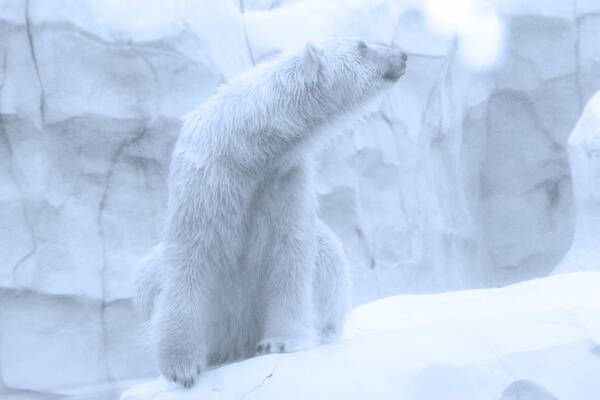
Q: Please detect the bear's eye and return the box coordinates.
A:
[357,40,368,57]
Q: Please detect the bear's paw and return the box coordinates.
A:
[159,348,206,388]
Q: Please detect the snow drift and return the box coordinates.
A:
[121,271,600,400]
[553,91,600,274]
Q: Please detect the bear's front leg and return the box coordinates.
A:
[256,229,318,355]
[154,268,209,388]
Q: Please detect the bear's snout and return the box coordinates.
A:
[383,51,407,82]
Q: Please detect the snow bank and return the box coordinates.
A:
[121,272,600,400]
[553,91,600,274]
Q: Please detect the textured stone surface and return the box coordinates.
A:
[0,0,599,394]
[474,12,579,285]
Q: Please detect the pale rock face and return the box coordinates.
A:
[1,0,599,394]
[553,91,600,274]
[466,13,582,285]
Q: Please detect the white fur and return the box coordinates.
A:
[134,39,406,387]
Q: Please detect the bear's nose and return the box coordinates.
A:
[382,50,407,81]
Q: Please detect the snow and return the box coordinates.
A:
[553,92,600,274]
[121,272,600,400]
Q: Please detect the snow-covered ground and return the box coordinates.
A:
[121,271,600,400]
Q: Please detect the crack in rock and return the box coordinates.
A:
[0,49,38,284]
[97,119,150,385]
[25,0,46,125]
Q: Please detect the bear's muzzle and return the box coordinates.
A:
[383,51,408,82]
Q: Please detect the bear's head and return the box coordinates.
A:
[289,39,407,119]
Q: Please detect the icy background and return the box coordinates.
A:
[0,0,599,398]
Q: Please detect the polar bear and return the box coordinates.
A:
[134,39,407,387]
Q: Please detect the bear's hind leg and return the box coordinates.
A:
[313,219,351,342]
[256,230,318,354]
[255,166,320,355]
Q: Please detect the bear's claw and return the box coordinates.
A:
[165,365,202,388]
[161,358,204,388]
[255,338,307,355]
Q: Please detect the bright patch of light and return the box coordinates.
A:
[424,0,474,35]
[423,0,503,68]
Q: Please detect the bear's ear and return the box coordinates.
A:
[302,42,322,85]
